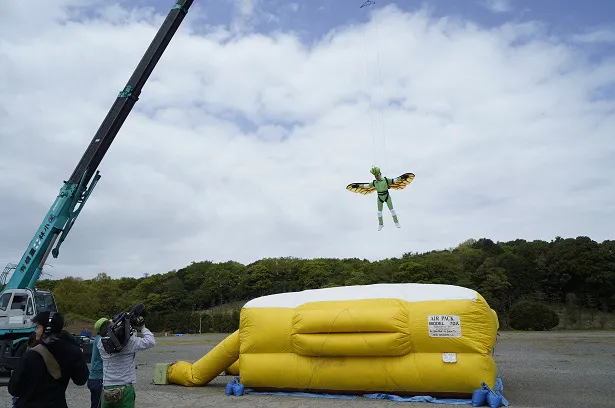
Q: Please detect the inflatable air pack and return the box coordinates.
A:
[164,283,500,397]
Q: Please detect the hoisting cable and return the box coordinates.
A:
[361,1,377,167]
[374,9,388,175]
[360,0,389,174]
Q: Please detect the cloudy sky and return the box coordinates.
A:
[1,0,614,281]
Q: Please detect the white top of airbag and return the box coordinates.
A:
[243,283,478,308]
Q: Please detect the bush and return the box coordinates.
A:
[508,300,559,331]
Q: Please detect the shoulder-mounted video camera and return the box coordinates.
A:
[100,303,147,354]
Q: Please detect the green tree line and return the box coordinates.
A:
[34,236,615,333]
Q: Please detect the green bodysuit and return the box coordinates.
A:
[362,175,400,230]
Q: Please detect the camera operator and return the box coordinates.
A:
[97,309,155,408]
[8,311,90,408]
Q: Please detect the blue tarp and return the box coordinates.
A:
[236,376,509,406]
[245,391,359,400]
[363,377,509,406]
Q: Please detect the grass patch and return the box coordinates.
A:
[64,312,97,334]
[195,301,247,314]
[153,333,230,347]
[546,302,615,330]
[65,312,95,323]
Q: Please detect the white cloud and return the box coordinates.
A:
[1,2,614,281]
[225,0,278,34]
[571,28,615,44]
[482,0,512,13]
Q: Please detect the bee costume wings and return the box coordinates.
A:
[346,166,415,230]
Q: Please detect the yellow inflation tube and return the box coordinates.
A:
[166,330,240,386]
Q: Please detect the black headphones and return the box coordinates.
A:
[43,312,54,335]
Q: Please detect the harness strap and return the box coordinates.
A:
[376,177,390,196]
[30,344,61,379]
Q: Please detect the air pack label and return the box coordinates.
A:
[428,315,461,338]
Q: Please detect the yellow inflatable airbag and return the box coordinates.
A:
[164,283,500,397]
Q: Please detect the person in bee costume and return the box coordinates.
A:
[347,166,415,230]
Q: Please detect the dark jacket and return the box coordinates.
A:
[8,332,89,408]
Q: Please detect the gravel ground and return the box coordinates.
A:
[1,330,614,408]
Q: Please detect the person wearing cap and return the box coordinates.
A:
[88,317,108,408]
[8,311,90,408]
[97,316,155,408]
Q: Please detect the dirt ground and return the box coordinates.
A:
[1,330,614,408]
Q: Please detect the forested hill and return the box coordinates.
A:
[35,236,615,332]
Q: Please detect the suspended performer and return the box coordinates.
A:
[346,166,415,230]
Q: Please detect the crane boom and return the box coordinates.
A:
[68,0,193,188]
[0,0,194,371]
[3,0,193,291]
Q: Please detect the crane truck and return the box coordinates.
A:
[0,0,194,371]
